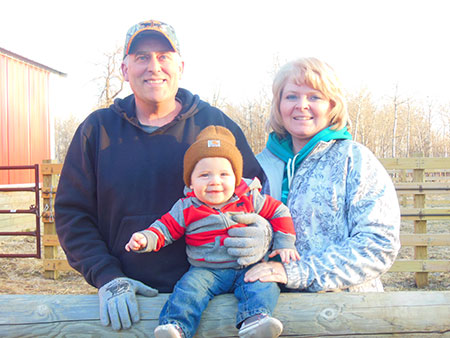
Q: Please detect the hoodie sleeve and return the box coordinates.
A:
[55,117,126,288]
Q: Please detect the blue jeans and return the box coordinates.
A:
[159,265,280,338]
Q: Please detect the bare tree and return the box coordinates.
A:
[347,87,375,143]
[438,103,450,157]
[208,87,227,111]
[389,84,407,158]
[95,46,125,109]
[405,99,413,157]
[55,114,81,163]
[424,98,434,157]
[224,89,271,154]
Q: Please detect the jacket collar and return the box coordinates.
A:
[111,88,200,131]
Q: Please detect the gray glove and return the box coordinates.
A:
[224,213,273,266]
[98,277,158,330]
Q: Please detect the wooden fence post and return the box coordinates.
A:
[413,167,428,287]
[399,169,407,207]
[42,160,59,279]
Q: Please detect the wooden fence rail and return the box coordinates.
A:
[380,157,450,288]
[1,292,449,337]
[41,158,450,287]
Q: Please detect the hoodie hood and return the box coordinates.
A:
[111,88,202,132]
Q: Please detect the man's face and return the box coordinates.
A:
[122,35,184,109]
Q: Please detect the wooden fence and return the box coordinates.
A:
[41,160,65,279]
[41,158,450,287]
[379,157,450,287]
[1,292,449,337]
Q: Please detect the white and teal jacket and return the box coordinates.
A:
[257,139,400,292]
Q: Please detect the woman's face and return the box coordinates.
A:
[279,80,332,153]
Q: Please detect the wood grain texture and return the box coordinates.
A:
[1,292,449,337]
[380,157,450,170]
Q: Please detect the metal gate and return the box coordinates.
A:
[0,164,41,258]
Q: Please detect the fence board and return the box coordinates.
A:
[400,208,450,220]
[390,260,450,272]
[381,157,450,170]
[0,292,449,337]
[395,182,450,193]
[42,259,72,271]
[40,163,63,175]
[42,234,60,246]
[400,234,450,246]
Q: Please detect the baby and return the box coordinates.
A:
[126,125,299,338]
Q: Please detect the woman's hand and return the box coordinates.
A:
[244,261,287,284]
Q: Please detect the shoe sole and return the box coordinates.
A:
[154,324,183,338]
[238,316,283,338]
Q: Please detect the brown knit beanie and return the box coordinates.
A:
[184,126,243,187]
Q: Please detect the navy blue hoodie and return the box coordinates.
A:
[55,88,264,292]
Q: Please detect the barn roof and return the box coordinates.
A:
[0,47,66,77]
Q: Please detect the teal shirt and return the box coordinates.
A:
[266,126,352,203]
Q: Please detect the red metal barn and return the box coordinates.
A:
[0,47,65,185]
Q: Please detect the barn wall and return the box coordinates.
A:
[0,52,51,185]
[0,54,8,184]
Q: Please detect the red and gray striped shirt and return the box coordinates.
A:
[140,178,296,269]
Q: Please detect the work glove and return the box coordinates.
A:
[98,277,158,330]
[224,213,273,266]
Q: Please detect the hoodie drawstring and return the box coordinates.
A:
[286,153,300,190]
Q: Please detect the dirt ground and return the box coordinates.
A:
[0,219,449,294]
[0,236,97,295]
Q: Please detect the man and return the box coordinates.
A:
[55,20,271,331]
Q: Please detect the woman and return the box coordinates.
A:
[245,57,400,292]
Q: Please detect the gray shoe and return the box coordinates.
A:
[238,314,283,338]
[154,324,184,338]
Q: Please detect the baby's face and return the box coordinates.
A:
[190,157,236,207]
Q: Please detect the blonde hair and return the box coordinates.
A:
[268,57,350,138]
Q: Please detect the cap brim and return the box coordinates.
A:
[126,29,178,55]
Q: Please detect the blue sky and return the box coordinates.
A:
[1,0,449,119]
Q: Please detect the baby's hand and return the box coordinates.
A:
[125,232,148,252]
[269,248,300,264]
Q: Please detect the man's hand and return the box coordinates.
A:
[98,277,158,330]
[224,213,273,266]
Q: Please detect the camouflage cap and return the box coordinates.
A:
[123,20,180,58]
